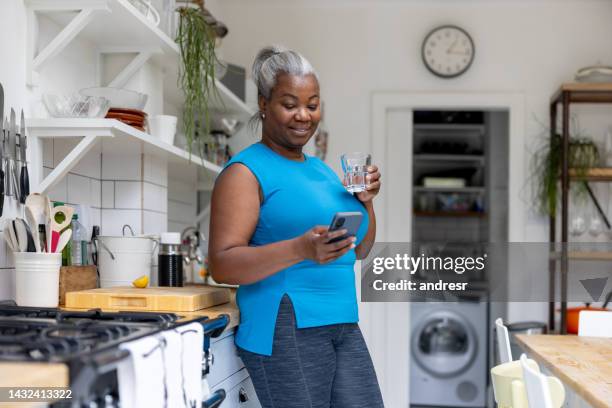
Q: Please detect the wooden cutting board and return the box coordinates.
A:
[65,286,230,312]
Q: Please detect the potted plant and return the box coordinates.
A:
[175,1,226,156]
[530,118,600,216]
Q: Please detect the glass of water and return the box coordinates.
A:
[341,152,371,193]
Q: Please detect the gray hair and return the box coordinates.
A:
[249,45,319,128]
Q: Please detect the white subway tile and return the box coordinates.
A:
[101,181,114,208]
[0,269,15,300]
[45,167,67,203]
[167,178,197,206]
[91,208,101,229]
[101,209,142,236]
[72,144,102,179]
[143,183,167,213]
[67,174,92,206]
[91,179,101,208]
[115,181,142,209]
[53,138,78,167]
[102,153,141,180]
[168,221,190,234]
[168,200,195,224]
[143,154,168,187]
[143,210,167,235]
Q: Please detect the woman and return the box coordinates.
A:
[209,46,384,408]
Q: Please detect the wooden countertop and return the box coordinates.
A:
[516,334,612,408]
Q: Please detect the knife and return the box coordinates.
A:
[2,117,8,200]
[8,109,19,200]
[0,84,3,216]
[19,110,28,204]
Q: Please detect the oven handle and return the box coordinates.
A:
[202,389,226,408]
[202,314,229,338]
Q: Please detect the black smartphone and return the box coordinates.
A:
[327,212,363,244]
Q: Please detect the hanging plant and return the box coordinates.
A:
[530,116,600,216]
[176,4,221,157]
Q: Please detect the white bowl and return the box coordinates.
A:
[80,87,148,110]
[43,94,110,118]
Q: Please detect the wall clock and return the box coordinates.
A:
[422,25,475,78]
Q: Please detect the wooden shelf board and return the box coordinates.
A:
[569,168,612,181]
[414,211,486,218]
[550,251,612,261]
[551,83,612,104]
[414,186,485,193]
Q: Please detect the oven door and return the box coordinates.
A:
[411,309,478,378]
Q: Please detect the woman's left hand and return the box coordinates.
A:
[355,165,381,203]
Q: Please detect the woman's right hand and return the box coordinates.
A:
[295,226,356,264]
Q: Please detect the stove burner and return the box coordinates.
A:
[0,305,179,324]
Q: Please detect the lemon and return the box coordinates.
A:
[132,275,149,288]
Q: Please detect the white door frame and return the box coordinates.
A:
[365,91,526,407]
[372,91,526,242]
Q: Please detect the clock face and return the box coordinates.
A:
[422,25,475,78]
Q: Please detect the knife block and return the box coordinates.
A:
[58,266,98,306]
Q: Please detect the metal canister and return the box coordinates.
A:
[158,232,184,287]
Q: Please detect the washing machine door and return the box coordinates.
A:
[411,309,478,378]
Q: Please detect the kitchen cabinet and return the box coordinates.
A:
[548,83,612,333]
[208,330,246,388]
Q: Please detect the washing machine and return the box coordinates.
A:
[410,300,488,407]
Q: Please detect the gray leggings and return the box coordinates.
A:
[237,295,385,408]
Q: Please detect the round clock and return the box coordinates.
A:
[422,25,475,78]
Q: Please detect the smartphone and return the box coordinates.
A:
[327,212,363,244]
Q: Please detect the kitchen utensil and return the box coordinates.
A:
[24,206,41,252]
[12,219,27,252]
[50,205,74,252]
[19,110,29,204]
[25,194,51,251]
[42,94,110,118]
[148,115,177,144]
[55,229,73,253]
[7,109,19,199]
[14,252,62,307]
[3,220,18,252]
[65,286,230,312]
[94,234,157,287]
[15,218,36,253]
[79,87,148,110]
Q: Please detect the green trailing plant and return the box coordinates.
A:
[530,117,600,216]
[176,5,221,157]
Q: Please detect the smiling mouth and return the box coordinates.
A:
[289,127,311,135]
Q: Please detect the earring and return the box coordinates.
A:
[261,112,266,119]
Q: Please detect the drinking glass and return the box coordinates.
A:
[569,205,587,237]
[341,153,371,193]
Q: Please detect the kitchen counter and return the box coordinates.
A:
[516,334,612,408]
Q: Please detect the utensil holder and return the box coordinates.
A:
[15,252,62,307]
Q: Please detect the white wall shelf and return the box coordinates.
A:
[27,118,221,194]
[26,0,255,124]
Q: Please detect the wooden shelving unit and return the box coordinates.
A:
[549,82,612,334]
[414,211,486,218]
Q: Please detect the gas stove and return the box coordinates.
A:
[0,301,229,407]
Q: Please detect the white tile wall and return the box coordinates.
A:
[44,167,67,203]
[102,181,114,208]
[101,209,142,236]
[143,154,168,187]
[102,154,142,181]
[143,210,167,235]
[91,180,101,208]
[0,270,15,300]
[67,174,93,206]
[143,182,167,213]
[168,200,196,224]
[115,181,142,209]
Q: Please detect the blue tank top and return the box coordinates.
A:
[223,142,369,355]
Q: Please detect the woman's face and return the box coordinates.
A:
[259,73,321,149]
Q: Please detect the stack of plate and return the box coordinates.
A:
[105,108,147,131]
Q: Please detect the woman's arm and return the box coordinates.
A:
[354,165,381,260]
[355,201,376,260]
[208,163,355,285]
